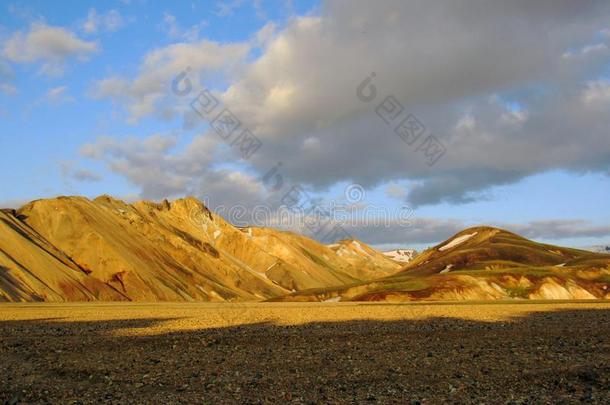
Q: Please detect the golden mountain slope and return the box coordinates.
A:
[327,239,403,278]
[0,209,126,302]
[273,227,610,302]
[0,196,401,302]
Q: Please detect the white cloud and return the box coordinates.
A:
[582,43,608,54]
[92,39,249,122]
[255,22,276,47]
[80,131,267,207]
[160,13,208,42]
[88,0,610,207]
[82,8,125,34]
[563,42,608,58]
[3,23,98,76]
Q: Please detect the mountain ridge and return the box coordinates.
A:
[2,196,609,302]
[0,195,402,302]
[272,226,610,302]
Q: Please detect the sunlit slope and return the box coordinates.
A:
[272,227,610,302]
[400,227,600,276]
[18,196,286,301]
[327,239,403,278]
[244,228,401,290]
[133,198,400,292]
[0,209,126,302]
[0,196,400,302]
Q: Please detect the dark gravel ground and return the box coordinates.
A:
[1,304,609,404]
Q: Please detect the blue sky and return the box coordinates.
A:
[0,0,314,200]
[1,0,610,249]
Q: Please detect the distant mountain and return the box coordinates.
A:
[273,226,610,302]
[382,249,418,263]
[0,196,402,302]
[327,240,402,276]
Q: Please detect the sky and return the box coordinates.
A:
[1,0,610,250]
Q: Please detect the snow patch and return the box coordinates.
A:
[383,249,416,263]
[323,296,341,302]
[439,232,477,252]
[213,230,221,239]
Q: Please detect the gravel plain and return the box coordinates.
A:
[1,301,609,404]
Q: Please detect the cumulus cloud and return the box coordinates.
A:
[82,8,125,34]
[91,39,249,122]
[80,131,268,208]
[217,0,610,206]
[89,0,610,209]
[3,23,98,76]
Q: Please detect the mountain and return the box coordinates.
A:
[2,199,609,303]
[0,196,402,302]
[272,226,610,302]
[327,240,403,277]
[382,249,418,263]
[0,209,127,302]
